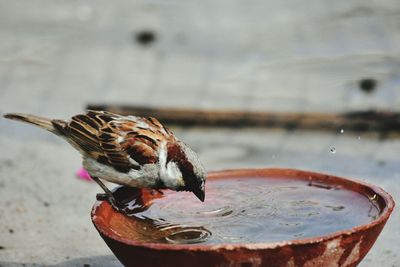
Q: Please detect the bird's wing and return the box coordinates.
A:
[67,110,174,173]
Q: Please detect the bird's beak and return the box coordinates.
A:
[193,188,205,202]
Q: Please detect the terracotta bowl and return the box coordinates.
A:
[91,168,395,267]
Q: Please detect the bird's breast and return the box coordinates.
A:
[82,157,160,188]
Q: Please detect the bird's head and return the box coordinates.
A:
[162,141,206,201]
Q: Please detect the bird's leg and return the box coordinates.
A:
[91,177,123,211]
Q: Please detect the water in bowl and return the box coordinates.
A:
[110,177,380,245]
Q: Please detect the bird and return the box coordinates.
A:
[3,110,206,210]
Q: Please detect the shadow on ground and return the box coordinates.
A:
[0,255,122,267]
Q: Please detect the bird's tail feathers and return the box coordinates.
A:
[3,113,66,135]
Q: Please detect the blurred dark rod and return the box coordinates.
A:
[87,104,400,136]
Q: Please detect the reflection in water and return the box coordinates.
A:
[111,178,381,245]
[112,187,212,244]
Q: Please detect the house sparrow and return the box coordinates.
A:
[3,110,206,210]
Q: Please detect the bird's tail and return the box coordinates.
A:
[3,113,67,135]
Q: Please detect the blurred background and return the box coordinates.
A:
[0,0,399,266]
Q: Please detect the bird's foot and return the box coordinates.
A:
[96,193,125,212]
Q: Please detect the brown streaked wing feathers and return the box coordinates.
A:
[110,118,169,166]
[147,116,172,135]
[68,115,103,157]
[66,111,173,173]
[66,111,135,172]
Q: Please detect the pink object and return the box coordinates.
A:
[76,167,92,182]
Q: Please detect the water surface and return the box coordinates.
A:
[111,177,380,245]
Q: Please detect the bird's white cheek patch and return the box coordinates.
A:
[161,161,184,189]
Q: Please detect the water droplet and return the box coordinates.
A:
[340,129,344,134]
[330,147,336,154]
[358,136,361,140]
[308,176,313,186]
